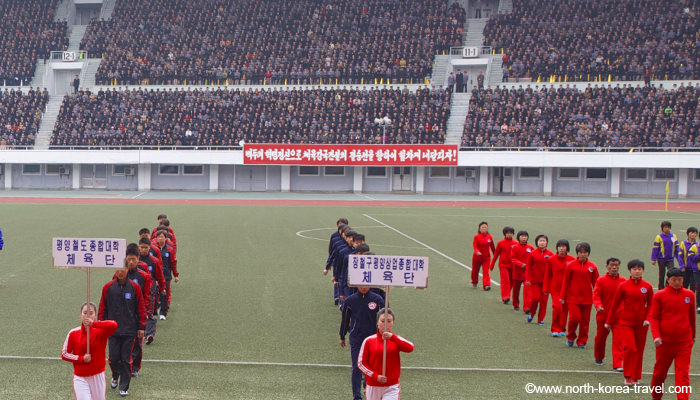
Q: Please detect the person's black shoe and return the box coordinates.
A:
[513,307,520,311]
[484,286,491,291]
[146,335,154,345]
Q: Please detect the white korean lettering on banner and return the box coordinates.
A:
[52,238,127,268]
[348,254,429,288]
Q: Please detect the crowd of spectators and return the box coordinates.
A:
[80,0,465,85]
[484,0,698,82]
[462,84,699,149]
[0,0,68,86]
[51,86,451,147]
[0,88,49,147]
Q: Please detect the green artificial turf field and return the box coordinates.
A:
[0,202,697,399]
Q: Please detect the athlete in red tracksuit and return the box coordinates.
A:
[358,309,414,400]
[62,302,118,400]
[544,239,575,336]
[490,226,515,304]
[649,268,696,400]
[471,222,495,290]
[605,259,653,386]
[526,234,553,324]
[560,242,599,348]
[593,257,625,369]
[511,231,534,312]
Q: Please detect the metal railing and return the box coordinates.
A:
[449,46,493,58]
[50,51,88,63]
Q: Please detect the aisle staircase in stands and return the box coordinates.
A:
[34,95,63,150]
[445,92,470,145]
[430,55,451,88]
[100,0,117,20]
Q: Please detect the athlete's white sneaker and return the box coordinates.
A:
[159,315,166,320]
[111,379,118,389]
[120,389,129,397]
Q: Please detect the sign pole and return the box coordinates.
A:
[86,267,91,354]
[381,285,390,377]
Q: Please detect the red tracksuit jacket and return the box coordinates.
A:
[490,238,514,269]
[358,331,414,387]
[61,320,118,376]
[560,259,599,305]
[472,233,495,260]
[593,274,626,318]
[527,248,554,284]
[544,254,575,294]
[649,286,696,342]
[605,278,653,327]
[511,242,534,281]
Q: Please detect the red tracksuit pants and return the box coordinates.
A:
[512,279,524,309]
[471,255,492,287]
[528,282,548,323]
[566,304,592,346]
[650,340,693,400]
[550,293,567,334]
[593,314,623,368]
[617,324,648,381]
[499,266,513,301]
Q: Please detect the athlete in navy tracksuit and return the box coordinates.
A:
[156,230,178,319]
[138,237,166,344]
[325,221,348,304]
[340,286,385,400]
[99,263,145,395]
[334,231,356,303]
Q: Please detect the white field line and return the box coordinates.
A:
[1,355,696,376]
[131,192,146,199]
[295,227,426,250]
[363,214,500,287]
[366,213,690,221]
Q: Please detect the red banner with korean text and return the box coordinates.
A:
[243,144,458,166]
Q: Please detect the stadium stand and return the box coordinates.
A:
[0,88,49,147]
[50,87,451,147]
[462,84,700,149]
[0,0,68,86]
[484,0,698,82]
[79,0,465,85]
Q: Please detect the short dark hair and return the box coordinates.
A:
[139,228,150,235]
[354,234,366,242]
[687,227,698,235]
[478,221,488,232]
[355,244,370,254]
[126,243,139,256]
[338,223,348,232]
[161,219,170,227]
[503,226,515,236]
[376,308,395,322]
[156,230,168,238]
[157,214,167,220]
[555,239,570,252]
[606,257,620,266]
[345,230,357,239]
[666,267,683,278]
[575,242,591,254]
[517,230,529,240]
[337,218,349,226]
[534,234,548,245]
[139,237,151,246]
[627,259,645,270]
[660,220,672,229]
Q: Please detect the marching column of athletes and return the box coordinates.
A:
[483,220,697,400]
[61,214,179,399]
[325,218,413,400]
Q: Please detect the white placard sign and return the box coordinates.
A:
[348,254,429,288]
[52,238,126,268]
